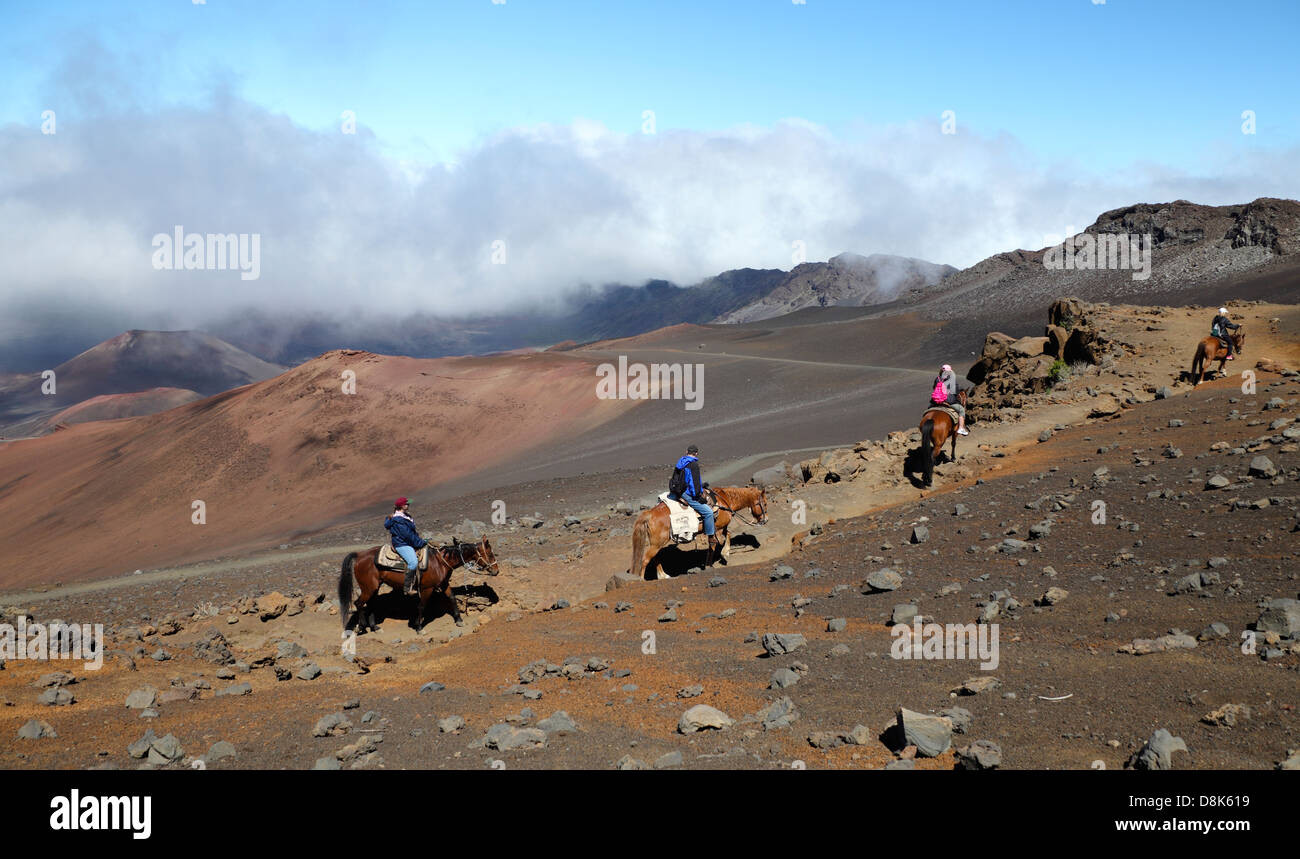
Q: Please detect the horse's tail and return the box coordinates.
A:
[1191,341,1206,385]
[920,418,935,486]
[338,552,357,631]
[631,512,651,580]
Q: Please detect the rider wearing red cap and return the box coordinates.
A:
[384,497,428,595]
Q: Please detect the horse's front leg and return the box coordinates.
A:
[413,584,428,631]
[721,531,731,561]
[444,581,463,627]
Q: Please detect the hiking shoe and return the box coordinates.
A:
[1226,354,1235,360]
[957,428,969,436]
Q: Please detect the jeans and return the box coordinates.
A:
[395,545,419,572]
[671,493,715,536]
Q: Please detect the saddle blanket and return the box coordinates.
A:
[658,492,700,543]
[377,544,429,571]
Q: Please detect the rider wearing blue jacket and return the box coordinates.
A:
[384,497,427,595]
[669,444,716,548]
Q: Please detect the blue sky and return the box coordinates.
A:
[5,0,1295,169]
[1,0,1297,352]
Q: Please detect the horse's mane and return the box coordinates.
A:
[715,485,763,507]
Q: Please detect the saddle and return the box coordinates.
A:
[658,492,706,543]
[377,544,429,572]
[925,403,961,423]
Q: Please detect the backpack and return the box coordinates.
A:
[931,376,948,404]
[668,466,687,497]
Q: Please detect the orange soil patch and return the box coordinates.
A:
[0,349,634,588]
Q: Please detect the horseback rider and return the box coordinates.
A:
[932,364,969,436]
[668,444,718,553]
[384,497,427,596]
[1211,307,1240,360]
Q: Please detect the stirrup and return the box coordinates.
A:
[403,570,418,595]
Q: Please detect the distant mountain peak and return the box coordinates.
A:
[712,252,957,324]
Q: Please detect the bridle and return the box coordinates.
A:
[448,538,500,575]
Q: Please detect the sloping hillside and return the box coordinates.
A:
[0,348,633,585]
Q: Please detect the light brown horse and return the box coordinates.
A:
[1190,329,1245,385]
[630,485,768,580]
[918,389,967,488]
[338,537,499,633]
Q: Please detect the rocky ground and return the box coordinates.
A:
[2,299,1298,770]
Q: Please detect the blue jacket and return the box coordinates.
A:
[675,455,704,500]
[384,514,427,550]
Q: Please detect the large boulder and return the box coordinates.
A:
[1009,336,1050,358]
[895,708,953,757]
[821,449,861,482]
[751,462,789,487]
[799,457,827,483]
[1064,326,1103,365]
[1049,297,1086,330]
[979,332,1016,363]
[1023,354,1057,393]
[1256,599,1300,636]
[678,705,733,734]
[1044,324,1068,359]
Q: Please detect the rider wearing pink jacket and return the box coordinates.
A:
[932,364,969,436]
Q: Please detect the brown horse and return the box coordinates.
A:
[630,485,768,580]
[918,389,967,488]
[338,537,499,633]
[1190,329,1245,385]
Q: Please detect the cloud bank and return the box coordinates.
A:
[3,77,1298,369]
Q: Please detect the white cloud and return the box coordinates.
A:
[2,91,1298,342]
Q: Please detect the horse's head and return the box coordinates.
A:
[751,488,769,525]
[1234,328,1246,353]
[459,537,500,576]
[958,387,968,408]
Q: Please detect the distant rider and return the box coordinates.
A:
[932,364,969,436]
[1211,307,1240,360]
[669,444,718,552]
[384,497,427,596]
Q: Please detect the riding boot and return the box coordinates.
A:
[404,568,418,596]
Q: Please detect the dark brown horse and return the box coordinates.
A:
[338,537,499,633]
[630,485,768,580]
[1190,329,1245,385]
[918,389,967,488]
